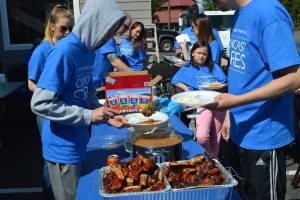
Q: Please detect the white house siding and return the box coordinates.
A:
[79,0,152,26]
[0,0,152,70]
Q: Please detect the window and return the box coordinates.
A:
[0,0,74,51]
[209,15,233,31]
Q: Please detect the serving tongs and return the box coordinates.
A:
[183,106,199,112]
[141,103,156,117]
[186,109,205,119]
[143,127,158,135]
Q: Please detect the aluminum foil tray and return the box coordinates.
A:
[99,160,237,200]
[99,165,171,199]
[159,159,238,191]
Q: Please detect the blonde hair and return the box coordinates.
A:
[44,5,73,44]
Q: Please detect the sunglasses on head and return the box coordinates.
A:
[122,23,129,31]
[191,25,195,32]
[57,25,73,33]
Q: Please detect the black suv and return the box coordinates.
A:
[157,29,178,52]
[146,28,178,52]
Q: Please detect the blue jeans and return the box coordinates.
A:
[36,115,54,200]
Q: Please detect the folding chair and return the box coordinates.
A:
[148,61,178,97]
[220,57,229,76]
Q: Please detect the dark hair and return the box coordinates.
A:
[191,14,215,44]
[188,3,204,20]
[127,21,147,50]
[190,40,214,72]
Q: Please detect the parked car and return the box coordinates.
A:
[146,28,177,52]
[156,29,177,52]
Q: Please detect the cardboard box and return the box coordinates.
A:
[96,71,162,92]
[105,71,153,114]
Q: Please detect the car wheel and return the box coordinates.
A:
[159,39,173,52]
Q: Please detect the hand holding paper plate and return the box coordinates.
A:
[175,34,191,43]
[171,91,220,107]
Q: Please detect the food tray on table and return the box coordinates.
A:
[156,158,238,200]
[159,159,237,191]
[99,165,171,199]
[99,155,238,200]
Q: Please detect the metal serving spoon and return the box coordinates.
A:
[144,127,158,135]
[142,104,156,117]
[186,109,205,119]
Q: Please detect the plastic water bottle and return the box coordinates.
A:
[189,118,196,140]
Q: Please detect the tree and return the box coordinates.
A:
[203,0,218,10]
[151,0,167,22]
[280,0,300,30]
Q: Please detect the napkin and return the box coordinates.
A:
[175,34,191,43]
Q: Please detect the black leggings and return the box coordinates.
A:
[227,142,288,200]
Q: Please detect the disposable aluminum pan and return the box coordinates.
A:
[159,159,238,191]
[99,160,237,200]
[99,165,171,199]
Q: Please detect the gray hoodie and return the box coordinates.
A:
[31,0,125,126]
[72,0,126,51]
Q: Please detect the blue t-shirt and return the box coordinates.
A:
[92,38,119,88]
[37,33,95,164]
[23,50,33,65]
[28,40,51,82]
[119,38,147,71]
[171,61,227,91]
[210,40,221,64]
[174,27,198,50]
[175,27,224,51]
[228,0,300,150]
[174,27,222,63]
[212,29,224,52]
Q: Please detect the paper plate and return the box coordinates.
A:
[125,111,169,127]
[201,83,227,90]
[98,99,106,105]
[163,55,183,63]
[171,91,220,107]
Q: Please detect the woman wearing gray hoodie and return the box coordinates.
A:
[31,0,127,199]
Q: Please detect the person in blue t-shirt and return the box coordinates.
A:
[27,5,73,200]
[175,3,224,62]
[92,14,133,90]
[209,0,300,199]
[120,21,147,71]
[30,0,127,199]
[190,14,221,64]
[178,13,222,70]
[171,40,227,159]
[23,38,41,66]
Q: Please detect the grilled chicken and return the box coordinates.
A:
[165,155,224,188]
[103,154,166,193]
